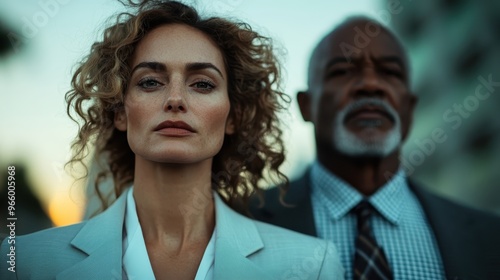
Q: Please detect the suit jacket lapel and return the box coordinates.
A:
[56,190,128,280]
[213,194,274,280]
[408,180,477,279]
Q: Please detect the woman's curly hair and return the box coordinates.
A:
[65,0,289,213]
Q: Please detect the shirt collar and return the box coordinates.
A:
[123,186,156,279]
[310,160,408,225]
[122,187,216,279]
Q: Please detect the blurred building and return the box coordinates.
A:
[384,0,500,214]
[0,18,15,58]
[1,21,53,238]
[0,164,53,240]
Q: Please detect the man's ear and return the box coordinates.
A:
[114,109,127,131]
[297,91,312,122]
[225,115,235,135]
[409,93,418,112]
[402,92,418,140]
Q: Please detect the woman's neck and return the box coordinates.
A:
[132,157,215,249]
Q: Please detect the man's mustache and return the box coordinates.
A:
[341,98,399,123]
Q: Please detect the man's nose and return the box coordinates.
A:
[352,67,385,98]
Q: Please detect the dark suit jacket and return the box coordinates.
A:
[250,169,500,280]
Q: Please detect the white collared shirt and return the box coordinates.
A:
[122,187,215,279]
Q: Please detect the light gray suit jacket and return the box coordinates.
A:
[1,191,344,279]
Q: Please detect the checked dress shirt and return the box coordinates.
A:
[310,161,445,279]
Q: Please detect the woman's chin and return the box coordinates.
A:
[144,153,213,166]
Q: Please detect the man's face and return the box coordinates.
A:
[299,21,417,158]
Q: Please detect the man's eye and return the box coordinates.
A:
[138,78,162,89]
[327,69,349,78]
[382,68,403,78]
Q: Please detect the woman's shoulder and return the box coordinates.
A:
[218,193,336,254]
[1,191,128,256]
[252,218,332,249]
[3,222,85,248]
[250,219,344,279]
[0,222,88,279]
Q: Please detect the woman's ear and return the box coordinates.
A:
[225,116,235,135]
[114,109,127,131]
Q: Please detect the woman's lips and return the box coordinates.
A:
[156,127,194,136]
[154,120,196,136]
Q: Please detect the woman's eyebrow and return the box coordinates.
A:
[131,61,166,75]
[130,61,224,80]
[186,62,224,80]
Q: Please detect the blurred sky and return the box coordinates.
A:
[0,0,387,225]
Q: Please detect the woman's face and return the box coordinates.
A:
[115,24,234,165]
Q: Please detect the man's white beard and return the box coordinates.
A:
[333,98,402,157]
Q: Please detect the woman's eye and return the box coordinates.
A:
[137,78,162,89]
[191,80,215,92]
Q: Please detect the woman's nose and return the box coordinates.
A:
[163,81,187,112]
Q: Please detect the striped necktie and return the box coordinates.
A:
[353,200,393,280]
